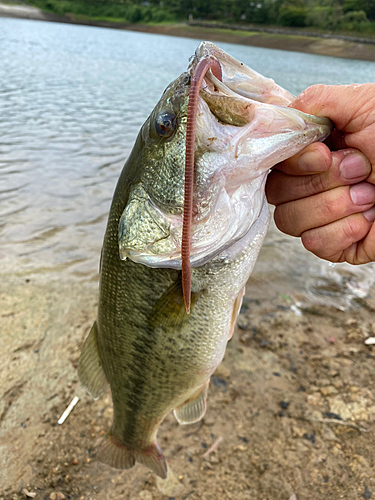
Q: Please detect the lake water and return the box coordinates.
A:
[1,17,375,309]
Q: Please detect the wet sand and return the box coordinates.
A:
[2,254,375,499]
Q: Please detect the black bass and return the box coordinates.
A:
[78,41,332,478]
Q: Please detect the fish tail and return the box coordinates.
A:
[98,432,168,479]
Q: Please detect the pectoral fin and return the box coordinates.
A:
[78,321,109,400]
[173,381,209,425]
[149,277,200,329]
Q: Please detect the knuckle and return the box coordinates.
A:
[316,188,349,220]
[361,247,375,264]
[301,229,324,255]
[274,204,300,237]
[341,216,361,244]
[310,174,326,196]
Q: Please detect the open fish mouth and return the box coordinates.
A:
[194,41,295,106]
[118,42,333,285]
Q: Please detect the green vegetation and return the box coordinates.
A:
[25,0,375,35]
[26,0,177,23]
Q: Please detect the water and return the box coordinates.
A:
[1,18,375,308]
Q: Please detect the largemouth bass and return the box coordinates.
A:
[78,41,332,478]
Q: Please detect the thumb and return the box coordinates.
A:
[291,84,372,132]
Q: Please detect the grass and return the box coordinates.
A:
[184,26,260,37]
[25,0,178,23]
[13,1,375,40]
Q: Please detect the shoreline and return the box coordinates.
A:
[1,3,375,62]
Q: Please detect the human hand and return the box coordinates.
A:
[266,83,375,264]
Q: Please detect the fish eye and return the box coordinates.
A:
[155,112,177,138]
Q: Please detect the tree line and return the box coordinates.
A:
[29,0,375,34]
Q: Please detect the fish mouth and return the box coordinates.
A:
[119,42,333,272]
[191,41,331,169]
[179,42,332,268]
[193,41,295,106]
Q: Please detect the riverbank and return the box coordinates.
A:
[1,2,375,61]
[126,23,375,62]
[2,265,375,499]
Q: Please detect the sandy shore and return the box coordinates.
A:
[1,2,375,61]
[2,269,375,499]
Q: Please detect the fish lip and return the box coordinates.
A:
[191,41,295,107]
[189,43,239,105]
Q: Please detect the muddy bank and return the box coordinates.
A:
[1,262,375,499]
[130,23,375,62]
[1,2,375,62]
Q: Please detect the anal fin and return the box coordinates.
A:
[229,286,245,340]
[98,432,167,479]
[173,381,209,425]
[78,321,109,400]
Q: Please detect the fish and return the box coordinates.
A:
[78,41,332,479]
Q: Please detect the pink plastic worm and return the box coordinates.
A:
[182,56,222,314]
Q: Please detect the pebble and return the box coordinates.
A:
[214,364,230,378]
[212,376,227,392]
[292,427,306,438]
[233,444,247,452]
[332,379,344,389]
[279,401,290,410]
[364,485,372,500]
[320,386,338,396]
[326,336,336,344]
[22,490,36,499]
[329,398,352,420]
[321,427,339,441]
[302,432,315,444]
[307,393,323,406]
[331,446,343,456]
[156,469,184,497]
[351,454,370,469]
[139,491,153,500]
[203,417,215,427]
[49,493,66,500]
[340,471,349,483]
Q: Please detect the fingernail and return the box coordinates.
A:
[340,153,370,180]
[350,183,375,205]
[299,151,327,172]
[364,206,375,222]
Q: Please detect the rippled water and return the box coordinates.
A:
[1,18,375,307]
